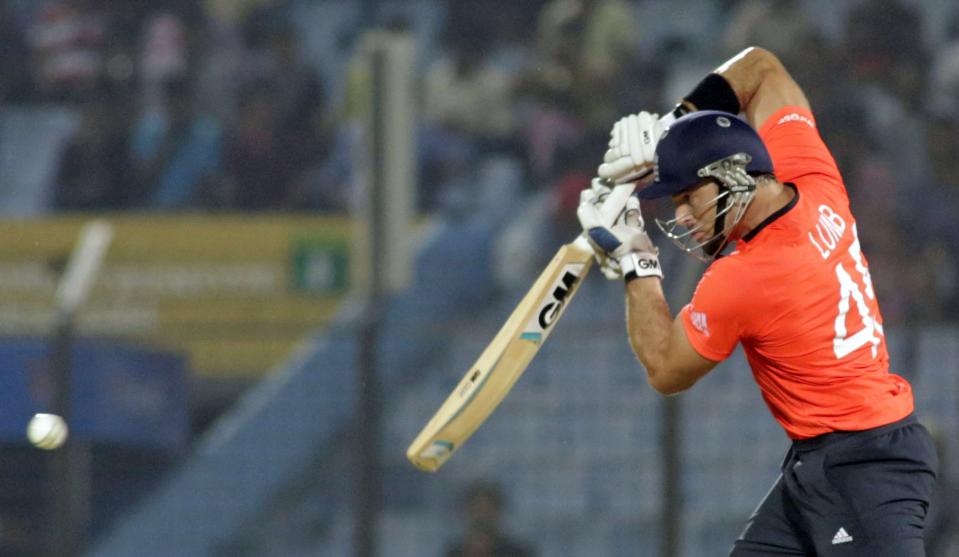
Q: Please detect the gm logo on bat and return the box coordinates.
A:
[521,263,585,344]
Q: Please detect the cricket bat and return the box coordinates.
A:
[406,182,636,472]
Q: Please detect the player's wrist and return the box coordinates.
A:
[620,251,662,280]
[680,73,741,115]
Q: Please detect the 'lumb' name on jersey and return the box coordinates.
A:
[807,204,847,260]
[805,203,883,359]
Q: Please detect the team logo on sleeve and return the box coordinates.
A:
[776,113,815,128]
[691,310,710,337]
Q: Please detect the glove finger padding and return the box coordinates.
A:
[576,193,605,234]
[636,112,657,162]
[590,177,612,200]
[608,120,622,148]
[625,114,641,159]
[577,180,640,279]
[578,191,662,280]
[578,178,614,218]
[597,111,662,184]
[578,189,622,278]
[597,256,623,280]
[622,195,644,229]
[598,158,640,182]
[603,147,617,163]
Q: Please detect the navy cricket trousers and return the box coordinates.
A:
[731,414,938,556]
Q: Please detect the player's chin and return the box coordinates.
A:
[702,234,727,257]
[692,226,718,245]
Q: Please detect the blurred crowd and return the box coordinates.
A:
[0,0,957,325]
[0,0,333,211]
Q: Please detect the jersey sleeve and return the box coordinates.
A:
[758,106,842,187]
[679,262,747,362]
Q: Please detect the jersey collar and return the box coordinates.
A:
[741,183,799,243]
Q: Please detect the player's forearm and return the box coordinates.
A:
[624,277,684,393]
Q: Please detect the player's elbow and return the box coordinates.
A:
[739,46,787,78]
[645,366,694,395]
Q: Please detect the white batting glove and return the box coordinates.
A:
[597,111,674,184]
[576,179,622,278]
[578,188,662,280]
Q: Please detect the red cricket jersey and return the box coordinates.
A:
[678,106,913,439]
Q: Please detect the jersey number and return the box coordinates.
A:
[833,226,883,359]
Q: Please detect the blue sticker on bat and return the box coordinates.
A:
[422,440,454,459]
[520,332,543,344]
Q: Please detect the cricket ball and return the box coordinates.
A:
[26,413,69,450]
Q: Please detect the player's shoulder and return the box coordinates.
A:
[759,105,846,191]
[759,106,817,138]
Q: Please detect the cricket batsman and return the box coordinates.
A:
[578,46,939,555]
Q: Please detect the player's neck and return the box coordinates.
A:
[740,179,795,235]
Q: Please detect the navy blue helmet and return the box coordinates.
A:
[640,110,773,200]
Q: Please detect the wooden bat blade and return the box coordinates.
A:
[406,242,595,472]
